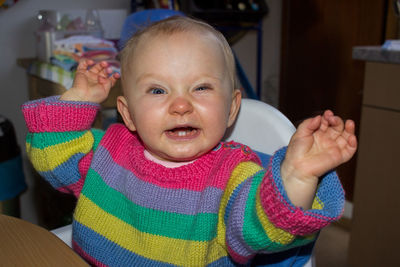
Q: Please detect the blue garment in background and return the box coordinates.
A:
[0,155,26,201]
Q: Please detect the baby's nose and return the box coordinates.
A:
[169,96,194,115]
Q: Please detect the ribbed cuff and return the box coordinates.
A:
[260,147,345,236]
[22,96,100,133]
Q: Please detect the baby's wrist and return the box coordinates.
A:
[60,88,94,103]
[280,159,318,184]
[280,160,319,209]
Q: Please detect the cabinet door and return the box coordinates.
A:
[279,0,386,200]
[348,106,400,266]
[363,62,400,111]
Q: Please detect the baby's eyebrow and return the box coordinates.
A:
[134,72,165,84]
[136,73,223,84]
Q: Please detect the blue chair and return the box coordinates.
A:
[119,9,185,50]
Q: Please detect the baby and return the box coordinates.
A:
[22,16,357,266]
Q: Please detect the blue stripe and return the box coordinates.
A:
[224,179,247,223]
[73,221,177,267]
[254,150,271,168]
[39,153,84,189]
[73,220,238,266]
[206,257,236,266]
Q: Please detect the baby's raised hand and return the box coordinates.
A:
[60,60,120,103]
[280,110,357,208]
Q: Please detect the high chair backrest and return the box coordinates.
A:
[223,98,295,154]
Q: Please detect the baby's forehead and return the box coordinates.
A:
[121,21,236,89]
[126,31,226,69]
[138,29,220,49]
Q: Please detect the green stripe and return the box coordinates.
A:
[91,128,104,151]
[82,169,218,242]
[26,131,86,149]
[26,129,104,150]
[242,171,279,250]
[242,171,315,251]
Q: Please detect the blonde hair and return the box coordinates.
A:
[120,16,237,91]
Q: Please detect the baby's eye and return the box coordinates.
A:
[150,88,166,94]
[195,85,210,91]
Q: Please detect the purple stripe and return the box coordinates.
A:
[225,177,256,258]
[22,96,100,108]
[91,145,223,215]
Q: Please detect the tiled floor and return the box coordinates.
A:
[314,223,350,267]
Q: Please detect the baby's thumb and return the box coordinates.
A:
[294,116,321,139]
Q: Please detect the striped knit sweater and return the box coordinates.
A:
[22,96,345,266]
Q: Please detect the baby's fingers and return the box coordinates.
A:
[109,72,121,86]
[323,114,347,139]
[343,120,357,148]
[88,61,109,75]
[76,59,95,71]
[294,115,322,139]
[98,71,120,87]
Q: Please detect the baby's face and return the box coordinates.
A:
[118,31,240,162]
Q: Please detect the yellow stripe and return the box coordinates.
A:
[256,187,319,246]
[217,162,261,246]
[26,132,93,172]
[75,195,227,266]
[312,195,324,210]
[255,189,295,245]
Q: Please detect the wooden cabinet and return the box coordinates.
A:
[348,62,400,266]
[279,0,387,200]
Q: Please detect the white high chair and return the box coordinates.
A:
[223,98,296,152]
[51,98,314,266]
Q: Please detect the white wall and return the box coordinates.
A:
[0,0,130,224]
[0,0,282,225]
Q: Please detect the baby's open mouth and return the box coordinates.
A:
[166,127,199,138]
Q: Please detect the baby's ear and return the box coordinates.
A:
[227,89,242,127]
[117,96,136,131]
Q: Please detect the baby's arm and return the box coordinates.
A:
[22,60,120,197]
[281,110,357,209]
[60,59,120,103]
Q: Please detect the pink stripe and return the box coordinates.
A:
[72,240,107,267]
[78,151,93,180]
[227,244,253,264]
[260,170,337,236]
[23,105,98,133]
[99,124,260,191]
[57,177,85,198]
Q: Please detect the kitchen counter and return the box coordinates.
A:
[352,45,400,64]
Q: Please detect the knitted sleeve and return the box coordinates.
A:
[22,96,104,198]
[222,147,344,264]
